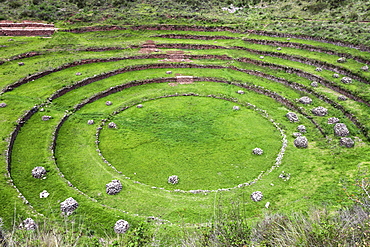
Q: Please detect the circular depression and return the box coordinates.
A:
[99,96,282,190]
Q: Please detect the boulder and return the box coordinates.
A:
[297,125,306,133]
[294,136,308,148]
[19,218,37,230]
[338,95,347,101]
[311,106,328,116]
[108,122,117,128]
[337,57,346,63]
[233,106,240,110]
[279,171,290,181]
[252,148,263,155]
[0,102,7,108]
[334,123,349,137]
[341,77,352,84]
[332,73,339,78]
[105,101,112,106]
[340,137,354,148]
[250,191,263,202]
[292,132,302,137]
[60,197,79,216]
[87,120,94,125]
[32,166,46,178]
[106,180,122,195]
[361,65,369,71]
[327,117,340,124]
[39,190,49,198]
[286,112,299,122]
[298,96,312,104]
[168,175,179,184]
[114,220,130,234]
[311,81,319,87]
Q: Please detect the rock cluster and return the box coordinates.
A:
[105,101,112,106]
[334,123,349,137]
[338,95,347,101]
[60,197,79,215]
[294,136,308,148]
[250,191,263,202]
[311,106,328,116]
[315,67,322,72]
[237,90,245,94]
[39,190,49,198]
[337,57,346,63]
[297,125,306,133]
[114,220,130,234]
[286,112,299,122]
[106,180,122,195]
[327,117,340,124]
[311,81,319,87]
[168,175,179,184]
[19,218,37,230]
[361,65,369,71]
[0,102,6,108]
[233,106,240,110]
[42,115,51,121]
[298,96,312,104]
[87,120,94,125]
[340,137,354,148]
[332,73,339,78]
[108,122,117,128]
[341,77,352,84]
[252,148,263,155]
[32,166,46,178]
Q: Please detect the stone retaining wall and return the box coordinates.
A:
[62,26,127,33]
[0,23,54,28]
[0,29,54,36]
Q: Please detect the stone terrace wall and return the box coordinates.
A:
[0,29,55,36]
[0,23,54,28]
[63,26,127,33]
[0,22,55,36]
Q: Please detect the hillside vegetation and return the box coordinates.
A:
[1,0,370,45]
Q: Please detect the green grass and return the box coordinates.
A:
[0,24,369,243]
[99,95,281,190]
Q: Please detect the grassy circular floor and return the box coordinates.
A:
[99,96,282,190]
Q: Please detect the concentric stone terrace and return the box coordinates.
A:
[1,25,369,233]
